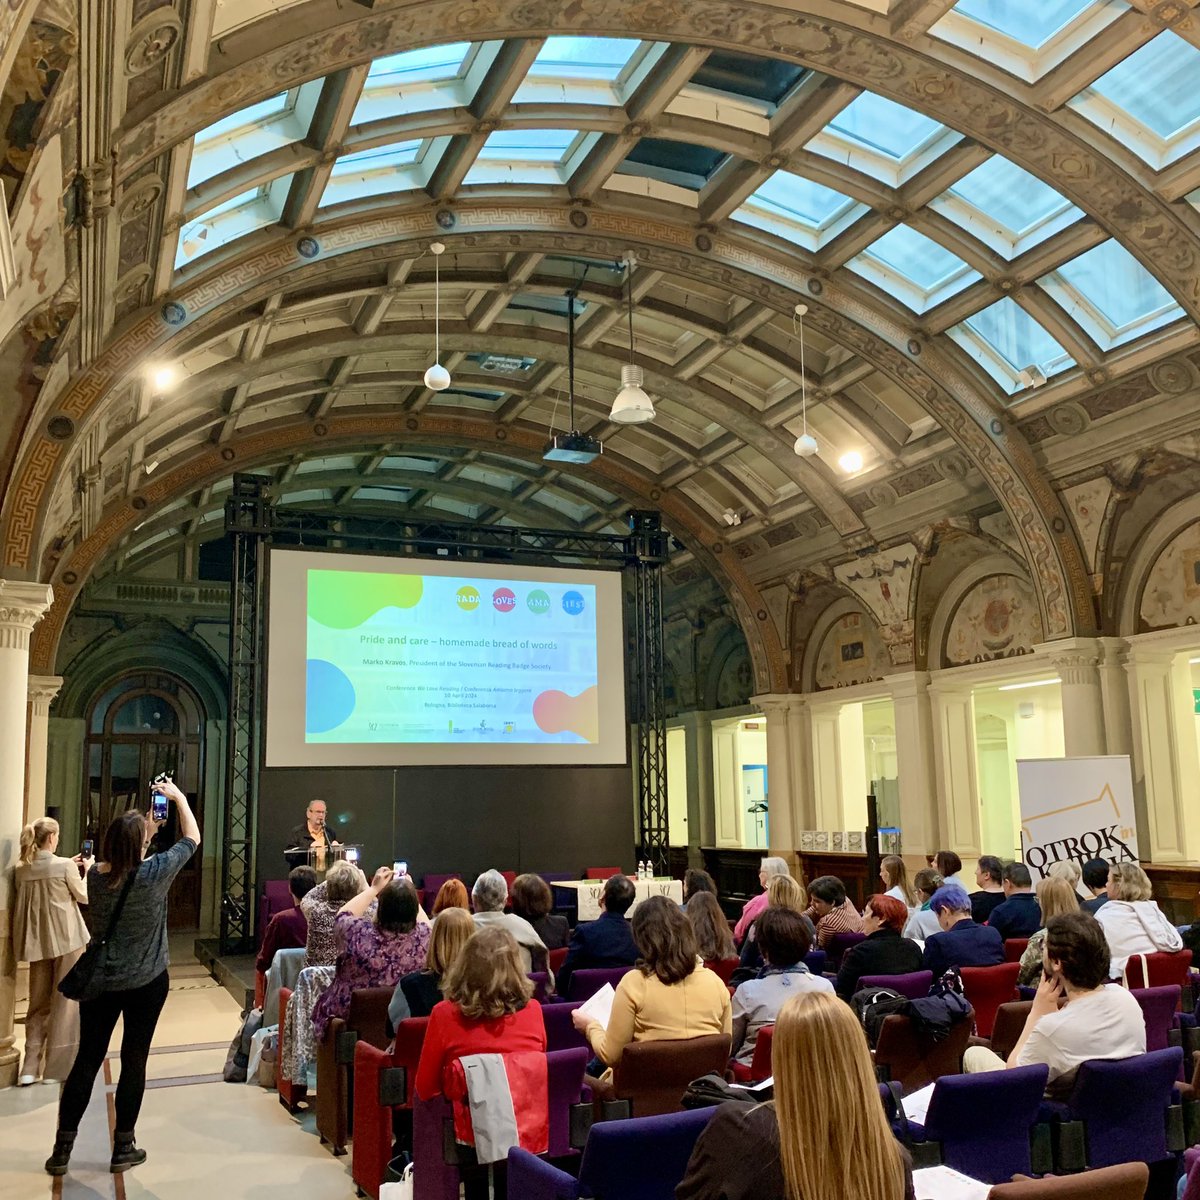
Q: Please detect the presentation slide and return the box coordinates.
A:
[265,549,628,767]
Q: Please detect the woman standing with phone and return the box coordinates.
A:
[13,817,91,1085]
[44,778,200,1178]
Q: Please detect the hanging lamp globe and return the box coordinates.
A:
[794,433,819,457]
[424,362,451,391]
[609,364,655,424]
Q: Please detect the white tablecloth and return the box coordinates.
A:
[554,878,683,922]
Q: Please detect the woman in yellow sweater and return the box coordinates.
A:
[572,894,731,1073]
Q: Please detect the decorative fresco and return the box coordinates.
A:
[944,574,1041,667]
[1139,521,1200,630]
[814,610,890,689]
[1061,477,1113,574]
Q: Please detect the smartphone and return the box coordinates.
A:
[81,838,93,857]
[393,860,408,877]
[151,790,169,822]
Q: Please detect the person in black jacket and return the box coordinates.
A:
[988,861,1043,940]
[836,894,924,1000]
[970,854,1007,924]
[1080,858,1110,915]
[510,874,569,952]
[923,884,1004,978]
[555,873,638,996]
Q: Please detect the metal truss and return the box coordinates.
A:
[221,474,670,948]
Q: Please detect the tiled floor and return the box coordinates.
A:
[0,937,358,1200]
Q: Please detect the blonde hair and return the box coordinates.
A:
[19,817,58,866]
[1108,861,1153,903]
[1035,876,1079,923]
[324,860,365,903]
[442,925,534,1020]
[426,906,474,977]
[1047,859,1081,888]
[767,874,805,912]
[880,855,915,906]
[773,991,906,1200]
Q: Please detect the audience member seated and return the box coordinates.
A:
[312,868,430,1042]
[557,873,639,996]
[922,884,1004,977]
[256,865,317,974]
[935,850,966,890]
[572,895,731,1078]
[733,856,790,944]
[880,855,915,907]
[677,991,914,1200]
[302,860,366,967]
[1080,858,1110,915]
[388,906,474,1032]
[431,878,470,914]
[682,868,718,903]
[970,855,1007,925]
[1047,859,1084,905]
[738,875,812,974]
[413,925,547,1100]
[902,869,944,941]
[470,868,546,973]
[1017,877,1080,986]
[963,911,1145,1097]
[802,875,863,950]
[988,862,1043,940]
[731,908,831,1066]
[836,894,923,1000]
[510,873,568,952]
[686,891,736,963]
[1094,861,1183,976]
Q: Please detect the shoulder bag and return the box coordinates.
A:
[59,869,138,1002]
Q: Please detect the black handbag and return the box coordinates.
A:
[59,870,137,1002]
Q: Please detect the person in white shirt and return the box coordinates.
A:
[902,868,943,942]
[1093,861,1183,977]
[963,910,1145,1096]
[879,855,916,908]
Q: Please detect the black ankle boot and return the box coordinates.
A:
[111,1131,147,1173]
[44,1130,76,1176]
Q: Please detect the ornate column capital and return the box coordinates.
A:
[0,581,53,651]
[751,692,807,717]
[27,674,64,715]
[1049,651,1101,685]
[882,670,932,700]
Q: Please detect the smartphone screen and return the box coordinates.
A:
[151,791,169,822]
[393,861,408,876]
[82,839,93,857]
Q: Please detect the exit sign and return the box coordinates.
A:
[1194,688,1200,715]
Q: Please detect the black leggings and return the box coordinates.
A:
[58,971,170,1134]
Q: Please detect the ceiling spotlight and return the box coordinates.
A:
[151,366,177,391]
[838,450,864,474]
[610,253,655,425]
[794,433,818,457]
[425,241,451,392]
[721,508,742,527]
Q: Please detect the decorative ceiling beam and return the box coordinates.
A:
[1031,12,1156,111]
[467,252,544,330]
[889,0,959,39]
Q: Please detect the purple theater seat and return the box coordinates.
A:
[421,872,462,899]
[903,1064,1049,1182]
[258,879,292,947]
[540,1001,588,1052]
[825,931,866,970]
[804,949,826,976]
[529,972,551,1003]
[860,971,933,1000]
[507,1106,716,1200]
[1130,984,1181,1053]
[566,967,631,1002]
[1181,1147,1200,1200]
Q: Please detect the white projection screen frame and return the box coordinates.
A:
[265,547,628,767]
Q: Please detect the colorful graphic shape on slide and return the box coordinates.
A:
[532,685,599,743]
[308,569,423,628]
[306,658,357,733]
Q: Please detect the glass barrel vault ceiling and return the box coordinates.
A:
[176,33,1193,404]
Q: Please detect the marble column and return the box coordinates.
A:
[676,711,714,866]
[927,678,983,859]
[751,694,802,870]
[25,675,63,823]
[1040,638,1107,758]
[1098,637,1133,758]
[0,581,54,1087]
[884,672,941,858]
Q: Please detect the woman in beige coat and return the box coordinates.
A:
[14,817,90,1085]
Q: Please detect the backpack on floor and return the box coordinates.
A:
[851,987,910,1048]
[223,1006,263,1083]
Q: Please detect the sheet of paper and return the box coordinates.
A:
[728,1076,773,1091]
[912,1166,991,1200]
[900,1082,935,1126]
[576,983,615,1029]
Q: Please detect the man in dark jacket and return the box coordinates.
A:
[923,884,1004,978]
[556,873,639,996]
[1080,858,1110,915]
[988,862,1043,940]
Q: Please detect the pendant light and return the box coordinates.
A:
[792,302,818,457]
[609,253,655,425]
[424,241,451,392]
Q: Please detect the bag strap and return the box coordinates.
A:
[94,868,138,948]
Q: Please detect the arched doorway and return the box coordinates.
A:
[83,672,206,928]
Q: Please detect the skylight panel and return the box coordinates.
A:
[367,43,472,83]
[175,180,287,269]
[188,86,318,188]
[321,140,431,206]
[353,42,476,124]
[949,0,1096,46]
[1069,32,1200,165]
[747,171,857,227]
[526,37,641,81]
[197,93,290,144]
[1038,239,1184,350]
[929,155,1082,258]
[464,129,583,185]
[847,225,980,312]
[948,297,1074,394]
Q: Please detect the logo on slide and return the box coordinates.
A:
[456,586,480,611]
[492,587,516,612]
[526,589,550,615]
[562,590,585,616]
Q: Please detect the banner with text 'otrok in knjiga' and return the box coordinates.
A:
[1015,756,1139,879]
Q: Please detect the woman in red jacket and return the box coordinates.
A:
[414,924,546,1101]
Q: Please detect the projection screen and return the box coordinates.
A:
[264,548,628,767]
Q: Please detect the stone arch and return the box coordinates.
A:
[929,553,1042,669]
[1117,492,1200,635]
[802,593,890,692]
